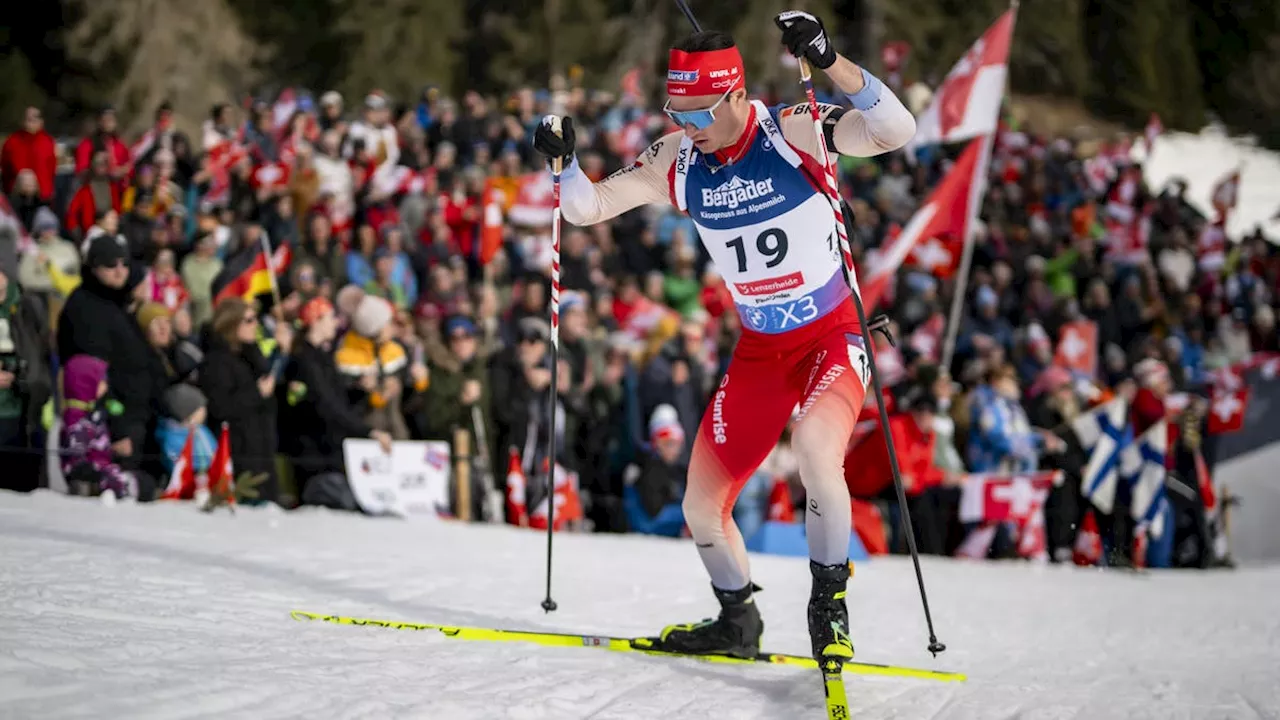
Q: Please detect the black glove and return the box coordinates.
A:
[775,11,837,70]
[532,116,576,164]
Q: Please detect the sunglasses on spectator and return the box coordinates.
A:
[663,79,740,130]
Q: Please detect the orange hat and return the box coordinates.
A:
[300,297,334,327]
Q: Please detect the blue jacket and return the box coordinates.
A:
[966,385,1042,473]
[156,418,218,474]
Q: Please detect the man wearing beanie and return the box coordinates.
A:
[17,207,80,315]
[58,235,162,500]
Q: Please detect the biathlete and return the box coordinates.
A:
[532,10,917,663]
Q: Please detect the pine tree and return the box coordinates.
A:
[335,0,465,105]
[66,0,266,138]
[1083,0,1163,126]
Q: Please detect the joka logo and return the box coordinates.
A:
[702,176,775,210]
[667,69,698,84]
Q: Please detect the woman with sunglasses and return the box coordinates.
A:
[533,12,915,665]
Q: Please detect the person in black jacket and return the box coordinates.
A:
[199,297,291,505]
[281,296,392,509]
[489,317,564,498]
[56,233,165,498]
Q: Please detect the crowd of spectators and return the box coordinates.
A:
[0,69,1275,568]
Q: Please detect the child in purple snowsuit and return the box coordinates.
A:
[60,354,135,499]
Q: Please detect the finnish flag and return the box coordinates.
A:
[1071,397,1131,515]
[1120,419,1170,538]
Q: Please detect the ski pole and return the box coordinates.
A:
[795,55,946,657]
[541,116,564,614]
[674,0,702,32]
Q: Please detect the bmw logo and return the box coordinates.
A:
[746,307,768,330]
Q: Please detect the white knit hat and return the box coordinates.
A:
[649,404,684,443]
[351,296,393,338]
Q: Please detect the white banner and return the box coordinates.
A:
[342,439,452,517]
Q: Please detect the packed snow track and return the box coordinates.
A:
[1,492,1276,719]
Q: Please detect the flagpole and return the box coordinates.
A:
[940,0,1019,371]
[939,130,994,371]
[257,230,285,319]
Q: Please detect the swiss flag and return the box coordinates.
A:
[160,431,197,501]
[767,477,795,522]
[479,180,506,266]
[207,423,235,506]
[1073,510,1102,566]
[1054,320,1098,378]
[861,137,984,310]
[1207,387,1249,435]
[529,460,585,532]
[505,447,528,527]
[905,7,1016,153]
[507,172,557,227]
[251,162,291,190]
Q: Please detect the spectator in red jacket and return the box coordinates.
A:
[845,391,959,555]
[440,173,481,259]
[66,152,123,242]
[74,107,131,183]
[1,107,58,200]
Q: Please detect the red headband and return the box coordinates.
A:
[666,47,745,97]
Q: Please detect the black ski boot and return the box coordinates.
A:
[656,583,763,659]
[807,561,854,666]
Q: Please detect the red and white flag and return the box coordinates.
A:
[861,137,985,310]
[1207,387,1248,435]
[208,423,235,506]
[1073,509,1103,566]
[957,471,1061,561]
[505,447,528,527]
[1054,320,1098,378]
[529,461,585,532]
[905,8,1016,154]
[160,431,197,501]
[767,477,795,522]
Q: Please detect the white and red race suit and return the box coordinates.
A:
[559,73,915,590]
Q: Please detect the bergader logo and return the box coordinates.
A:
[702,176,775,210]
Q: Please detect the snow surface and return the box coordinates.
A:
[2,491,1278,720]
[1140,126,1280,241]
[1219,443,1280,562]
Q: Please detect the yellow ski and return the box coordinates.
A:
[823,658,851,719]
[290,610,965,683]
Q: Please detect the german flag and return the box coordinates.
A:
[213,243,293,305]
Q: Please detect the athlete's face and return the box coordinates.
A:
[666,88,750,153]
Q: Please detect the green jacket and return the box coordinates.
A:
[0,282,27,420]
[418,355,490,444]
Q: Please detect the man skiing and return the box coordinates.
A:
[532,11,916,665]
